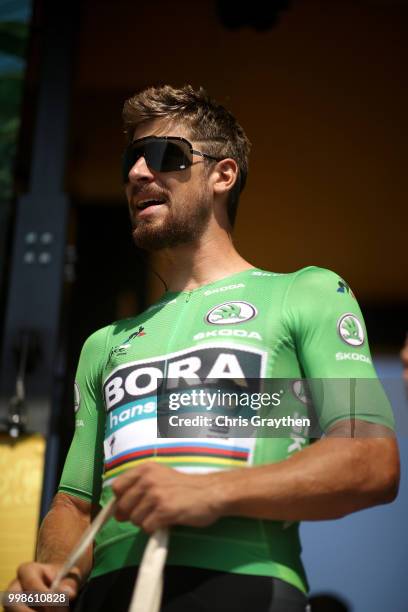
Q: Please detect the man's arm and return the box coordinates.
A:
[36,492,94,574]
[112,420,400,532]
[212,421,399,522]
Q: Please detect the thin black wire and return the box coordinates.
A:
[137,249,169,293]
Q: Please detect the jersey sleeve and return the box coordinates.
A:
[283,266,395,432]
[58,326,109,503]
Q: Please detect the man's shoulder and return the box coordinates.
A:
[285,265,346,291]
[81,318,140,352]
[81,294,176,353]
[253,265,344,290]
[283,266,359,324]
[267,266,353,315]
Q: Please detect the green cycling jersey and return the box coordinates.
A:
[59,266,394,594]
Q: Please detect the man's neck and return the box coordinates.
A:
[151,229,254,293]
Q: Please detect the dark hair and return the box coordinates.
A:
[122,84,251,226]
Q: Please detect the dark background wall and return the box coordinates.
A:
[66,0,408,303]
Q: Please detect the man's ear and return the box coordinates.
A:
[212,158,239,198]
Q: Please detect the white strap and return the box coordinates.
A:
[128,528,169,612]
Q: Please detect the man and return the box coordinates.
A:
[7,84,399,612]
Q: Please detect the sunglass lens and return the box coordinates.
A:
[150,141,190,172]
[123,139,191,181]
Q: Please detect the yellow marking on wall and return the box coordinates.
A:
[0,434,45,595]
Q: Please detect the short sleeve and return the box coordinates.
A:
[284,266,395,432]
[58,326,109,503]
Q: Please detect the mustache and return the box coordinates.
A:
[129,186,169,204]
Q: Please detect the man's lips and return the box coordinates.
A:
[136,197,167,210]
[133,199,168,219]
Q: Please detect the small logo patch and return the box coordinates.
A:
[337,279,355,298]
[193,329,262,341]
[337,314,365,346]
[336,352,371,364]
[109,326,145,361]
[205,301,257,325]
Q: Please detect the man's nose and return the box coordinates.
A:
[128,156,155,183]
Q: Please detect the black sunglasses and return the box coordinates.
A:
[122,136,225,182]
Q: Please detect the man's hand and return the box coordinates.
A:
[4,561,80,612]
[112,462,223,533]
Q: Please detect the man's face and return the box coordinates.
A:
[125,119,214,251]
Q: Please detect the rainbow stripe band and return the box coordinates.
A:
[103,444,249,481]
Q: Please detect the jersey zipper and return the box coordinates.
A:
[154,290,195,459]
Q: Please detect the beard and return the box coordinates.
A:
[130,189,212,251]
